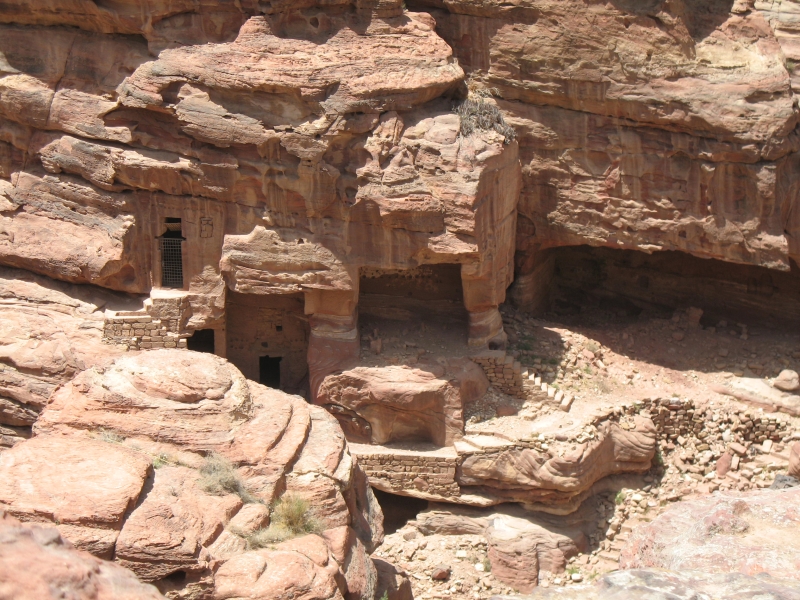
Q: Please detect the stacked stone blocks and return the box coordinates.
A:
[102,314,188,351]
[356,451,460,498]
[471,352,525,398]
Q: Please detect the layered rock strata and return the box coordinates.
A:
[0,349,392,600]
[0,266,134,448]
[352,405,656,512]
[409,0,800,290]
[3,0,800,530]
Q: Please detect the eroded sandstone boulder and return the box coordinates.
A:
[0,349,391,600]
[0,510,166,600]
[456,416,656,512]
[416,501,600,593]
[620,487,800,579]
[317,358,489,446]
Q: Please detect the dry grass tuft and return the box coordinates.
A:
[454,88,516,144]
[238,493,321,549]
[199,453,259,504]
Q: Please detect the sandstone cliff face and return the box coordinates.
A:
[408,0,800,307]
[1,0,799,534]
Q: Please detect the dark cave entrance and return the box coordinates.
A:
[373,488,429,535]
[358,264,470,360]
[259,356,282,389]
[187,329,215,354]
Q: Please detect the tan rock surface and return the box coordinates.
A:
[457,416,656,511]
[491,569,800,600]
[0,435,152,557]
[413,502,600,592]
[790,441,800,479]
[0,510,166,600]
[620,487,800,579]
[317,359,489,446]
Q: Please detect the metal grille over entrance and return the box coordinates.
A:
[160,238,184,288]
[159,219,185,289]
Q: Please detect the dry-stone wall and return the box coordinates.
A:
[102,314,188,351]
[471,352,525,397]
[352,444,461,499]
[638,397,792,447]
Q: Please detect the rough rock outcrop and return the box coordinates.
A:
[414,0,800,286]
[317,358,488,446]
[0,349,391,600]
[490,569,800,600]
[2,0,800,564]
[0,510,166,600]
[416,504,593,593]
[456,416,656,511]
[620,487,800,579]
[0,266,135,448]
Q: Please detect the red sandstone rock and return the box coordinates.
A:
[716,452,733,477]
[620,487,800,579]
[1,350,389,600]
[431,565,451,580]
[457,417,656,512]
[0,435,152,557]
[423,0,800,273]
[0,511,166,600]
[416,502,593,592]
[316,358,488,446]
[0,267,128,445]
[374,558,414,600]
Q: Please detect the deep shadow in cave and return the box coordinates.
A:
[187,329,215,354]
[373,488,429,535]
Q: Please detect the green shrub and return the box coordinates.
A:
[454,89,516,144]
[199,453,259,504]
